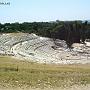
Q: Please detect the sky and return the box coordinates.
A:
[0,0,90,23]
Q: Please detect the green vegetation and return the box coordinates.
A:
[0,20,90,48]
[0,56,90,89]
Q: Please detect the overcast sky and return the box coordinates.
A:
[0,0,90,23]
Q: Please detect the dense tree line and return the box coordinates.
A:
[0,20,90,48]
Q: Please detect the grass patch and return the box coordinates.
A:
[0,56,90,89]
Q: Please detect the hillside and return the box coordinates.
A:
[0,33,90,64]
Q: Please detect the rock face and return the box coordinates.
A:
[0,33,90,64]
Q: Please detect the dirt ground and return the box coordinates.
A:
[0,85,90,90]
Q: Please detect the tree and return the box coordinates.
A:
[81,21,88,43]
[64,23,74,48]
[71,21,81,43]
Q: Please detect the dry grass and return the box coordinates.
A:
[0,56,90,89]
